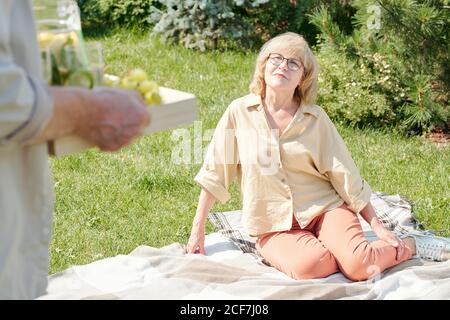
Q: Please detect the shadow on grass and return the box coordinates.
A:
[81,23,119,40]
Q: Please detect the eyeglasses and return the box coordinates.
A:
[268,53,302,71]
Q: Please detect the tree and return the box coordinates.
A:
[311,0,449,134]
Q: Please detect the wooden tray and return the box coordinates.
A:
[52,87,197,156]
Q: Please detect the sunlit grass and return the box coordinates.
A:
[49,30,449,274]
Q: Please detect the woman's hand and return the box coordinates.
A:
[372,223,406,260]
[185,225,206,255]
[185,188,217,255]
[361,202,407,261]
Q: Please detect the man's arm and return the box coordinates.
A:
[29,86,151,152]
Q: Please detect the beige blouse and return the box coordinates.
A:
[195,94,372,236]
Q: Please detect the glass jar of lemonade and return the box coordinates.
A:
[33,0,98,88]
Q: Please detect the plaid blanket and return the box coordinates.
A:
[209,192,425,257]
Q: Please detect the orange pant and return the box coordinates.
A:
[255,204,413,281]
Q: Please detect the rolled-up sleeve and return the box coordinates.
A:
[0,3,53,147]
[194,104,239,203]
[317,111,372,214]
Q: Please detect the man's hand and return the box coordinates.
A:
[31,86,151,151]
[77,87,151,151]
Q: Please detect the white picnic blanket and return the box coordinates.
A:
[39,231,450,300]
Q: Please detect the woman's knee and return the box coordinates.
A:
[289,252,338,280]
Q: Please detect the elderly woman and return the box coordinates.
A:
[186,32,449,281]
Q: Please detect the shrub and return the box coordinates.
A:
[242,0,318,45]
[148,0,357,50]
[148,0,270,51]
[77,0,155,29]
[316,42,395,128]
[310,1,449,134]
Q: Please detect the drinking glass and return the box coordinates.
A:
[85,42,104,86]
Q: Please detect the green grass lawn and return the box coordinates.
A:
[49,30,450,274]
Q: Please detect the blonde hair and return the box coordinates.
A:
[249,32,319,106]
